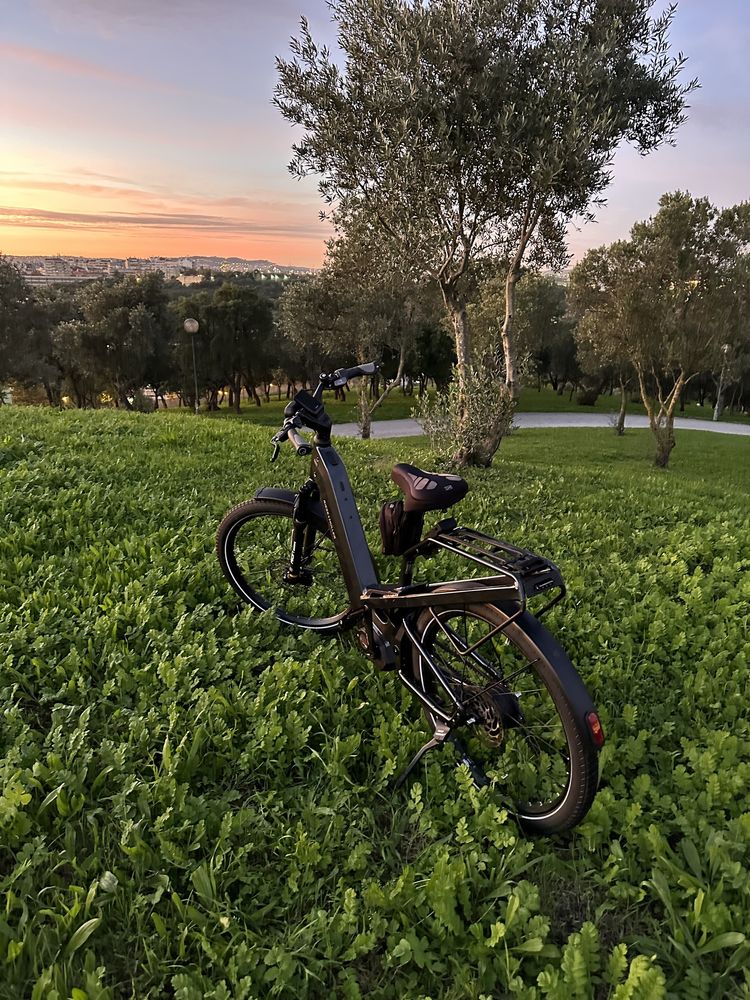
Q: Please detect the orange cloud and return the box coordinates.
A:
[0,204,326,238]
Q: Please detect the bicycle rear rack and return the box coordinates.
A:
[431,526,565,608]
[361,525,565,618]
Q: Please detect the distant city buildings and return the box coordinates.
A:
[9,255,316,287]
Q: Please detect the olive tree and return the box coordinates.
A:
[279,234,431,437]
[275,0,695,464]
[569,244,641,434]
[571,193,750,466]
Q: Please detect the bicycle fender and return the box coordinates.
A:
[494,605,599,725]
[253,487,327,530]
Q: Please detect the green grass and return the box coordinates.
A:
[517,385,750,424]
[1,409,749,998]
[199,384,750,426]
[204,389,421,426]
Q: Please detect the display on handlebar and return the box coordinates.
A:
[284,389,322,419]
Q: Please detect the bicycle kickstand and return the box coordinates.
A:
[393,722,452,790]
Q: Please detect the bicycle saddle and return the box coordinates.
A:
[390,463,469,513]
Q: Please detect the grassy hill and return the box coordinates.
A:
[1,409,748,998]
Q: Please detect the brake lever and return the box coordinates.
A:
[270,442,280,463]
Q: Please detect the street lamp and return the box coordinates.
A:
[713,342,731,423]
[183,318,200,415]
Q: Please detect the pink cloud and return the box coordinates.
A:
[0,42,174,90]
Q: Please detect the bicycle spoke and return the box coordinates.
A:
[229,508,349,624]
[418,608,573,815]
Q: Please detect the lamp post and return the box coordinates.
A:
[713,342,731,423]
[183,318,200,415]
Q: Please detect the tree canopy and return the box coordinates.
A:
[275,0,696,464]
[570,191,750,465]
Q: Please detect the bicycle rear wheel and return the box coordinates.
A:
[216,498,352,632]
[411,603,600,835]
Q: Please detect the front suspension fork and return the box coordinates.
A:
[285,480,318,583]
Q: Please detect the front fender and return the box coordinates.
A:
[253,486,328,532]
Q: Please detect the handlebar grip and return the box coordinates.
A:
[287,427,312,456]
[332,361,380,385]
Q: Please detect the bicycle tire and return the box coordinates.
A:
[216,498,352,632]
[411,602,600,835]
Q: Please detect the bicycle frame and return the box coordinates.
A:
[269,433,566,668]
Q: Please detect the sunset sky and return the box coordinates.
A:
[1,0,748,267]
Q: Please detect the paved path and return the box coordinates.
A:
[333,412,750,439]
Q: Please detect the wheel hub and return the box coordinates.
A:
[458,683,523,747]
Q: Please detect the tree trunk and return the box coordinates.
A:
[615,377,628,436]
[653,422,676,468]
[713,364,728,422]
[358,386,372,440]
[636,367,683,468]
[441,283,473,461]
[442,286,471,381]
[243,379,261,406]
[500,267,521,400]
[357,342,408,438]
[233,373,242,415]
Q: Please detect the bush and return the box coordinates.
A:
[576,387,600,406]
[415,363,516,465]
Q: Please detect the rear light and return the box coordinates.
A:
[586,711,605,749]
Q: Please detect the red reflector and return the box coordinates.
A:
[586,712,605,748]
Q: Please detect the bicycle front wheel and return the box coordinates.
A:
[216,498,352,632]
[411,603,600,835]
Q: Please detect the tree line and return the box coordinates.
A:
[0,268,268,410]
[0,264,457,412]
[3,192,748,469]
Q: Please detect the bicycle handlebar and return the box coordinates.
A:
[271,418,312,462]
[329,362,379,387]
[288,426,312,456]
[271,361,380,461]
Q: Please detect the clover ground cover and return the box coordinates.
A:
[1,409,748,998]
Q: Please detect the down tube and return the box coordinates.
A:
[312,443,380,606]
